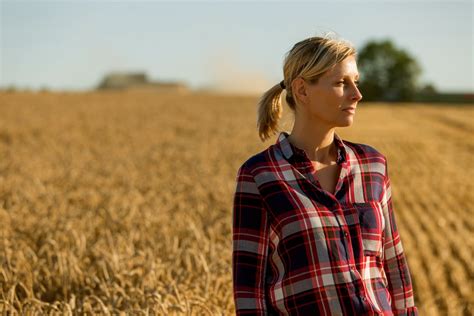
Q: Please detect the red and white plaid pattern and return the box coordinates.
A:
[232,131,418,315]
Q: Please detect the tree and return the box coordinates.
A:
[357,39,422,101]
[419,83,437,94]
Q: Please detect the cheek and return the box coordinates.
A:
[316,90,343,109]
[307,88,343,115]
[330,87,345,99]
[309,99,338,121]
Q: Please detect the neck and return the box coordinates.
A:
[288,118,337,163]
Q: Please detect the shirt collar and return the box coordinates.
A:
[276,131,348,165]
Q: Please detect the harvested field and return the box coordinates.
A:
[0,91,472,315]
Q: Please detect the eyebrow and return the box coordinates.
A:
[336,73,360,79]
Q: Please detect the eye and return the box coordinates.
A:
[337,80,360,86]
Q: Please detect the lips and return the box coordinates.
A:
[342,107,356,114]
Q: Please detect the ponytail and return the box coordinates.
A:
[257,82,285,142]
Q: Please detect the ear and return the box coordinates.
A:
[291,77,309,106]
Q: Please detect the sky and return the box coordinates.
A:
[1,0,473,93]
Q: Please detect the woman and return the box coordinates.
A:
[232,35,418,315]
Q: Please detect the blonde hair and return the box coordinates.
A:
[257,34,357,142]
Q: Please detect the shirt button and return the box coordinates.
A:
[361,297,366,301]
[344,232,348,237]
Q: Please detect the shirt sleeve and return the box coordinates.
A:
[232,163,271,315]
[380,157,419,316]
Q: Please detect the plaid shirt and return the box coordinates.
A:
[232,131,418,316]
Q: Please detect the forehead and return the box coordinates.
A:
[327,57,359,78]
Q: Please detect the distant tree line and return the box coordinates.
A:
[357,39,473,103]
[1,39,472,103]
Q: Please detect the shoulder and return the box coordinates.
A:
[236,145,275,177]
[342,138,387,160]
[341,138,389,176]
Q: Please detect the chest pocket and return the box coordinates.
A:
[354,202,385,259]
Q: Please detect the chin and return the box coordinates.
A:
[338,118,354,127]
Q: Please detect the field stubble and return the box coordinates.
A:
[0,92,472,315]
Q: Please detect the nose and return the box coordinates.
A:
[352,86,363,102]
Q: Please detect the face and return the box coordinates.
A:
[293,55,363,127]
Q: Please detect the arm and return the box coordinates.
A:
[380,157,418,315]
[232,163,270,315]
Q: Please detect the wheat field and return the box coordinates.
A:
[0,91,472,315]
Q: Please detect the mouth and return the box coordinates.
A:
[342,107,356,114]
